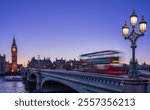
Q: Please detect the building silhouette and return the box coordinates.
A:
[65,59,80,70]
[54,58,66,69]
[28,56,80,70]
[0,55,6,73]
[11,38,18,72]
[28,57,52,69]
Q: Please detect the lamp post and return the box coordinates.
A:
[122,10,147,78]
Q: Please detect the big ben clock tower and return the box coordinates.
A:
[11,38,17,72]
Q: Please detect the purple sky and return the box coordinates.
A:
[0,0,150,66]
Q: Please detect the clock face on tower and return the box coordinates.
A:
[12,48,16,52]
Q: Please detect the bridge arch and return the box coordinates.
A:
[41,78,84,93]
[28,73,38,90]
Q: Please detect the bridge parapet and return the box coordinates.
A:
[20,68,150,93]
[30,69,123,92]
[57,71,120,86]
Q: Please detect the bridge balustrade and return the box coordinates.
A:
[29,69,123,92]
[20,68,150,93]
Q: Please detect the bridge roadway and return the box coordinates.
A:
[22,68,127,93]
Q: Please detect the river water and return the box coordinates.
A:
[0,75,27,93]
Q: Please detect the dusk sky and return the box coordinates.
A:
[0,0,150,66]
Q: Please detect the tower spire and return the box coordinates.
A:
[13,36,16,43]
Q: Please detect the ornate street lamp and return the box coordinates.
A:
[122,10,147,78]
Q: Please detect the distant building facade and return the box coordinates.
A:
[28,57,52,69]
[54,58,66,69]
[65,59,80,70]
[0,55,6,73]
[28,57,80,70]
[140,62,150,71]
[0,54,10,74]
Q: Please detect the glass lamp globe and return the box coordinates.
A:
[139,16,147,33]
[122,22,129,38]
[130,10,138,26]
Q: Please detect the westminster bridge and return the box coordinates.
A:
[21,68,150,93]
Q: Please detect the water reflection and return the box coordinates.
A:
[0,76,26,93]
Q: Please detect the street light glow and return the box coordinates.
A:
[122,22,129,37]
[130,10,138,26]
[139,16,147,33]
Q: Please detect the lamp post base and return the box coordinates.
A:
[128,60,138,78]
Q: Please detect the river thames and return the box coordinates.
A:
[0,75,27,93]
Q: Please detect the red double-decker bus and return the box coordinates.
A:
[79,50,126,75]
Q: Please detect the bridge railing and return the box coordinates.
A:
[30,69,124,92]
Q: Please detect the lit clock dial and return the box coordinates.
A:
[13,48,16,51]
